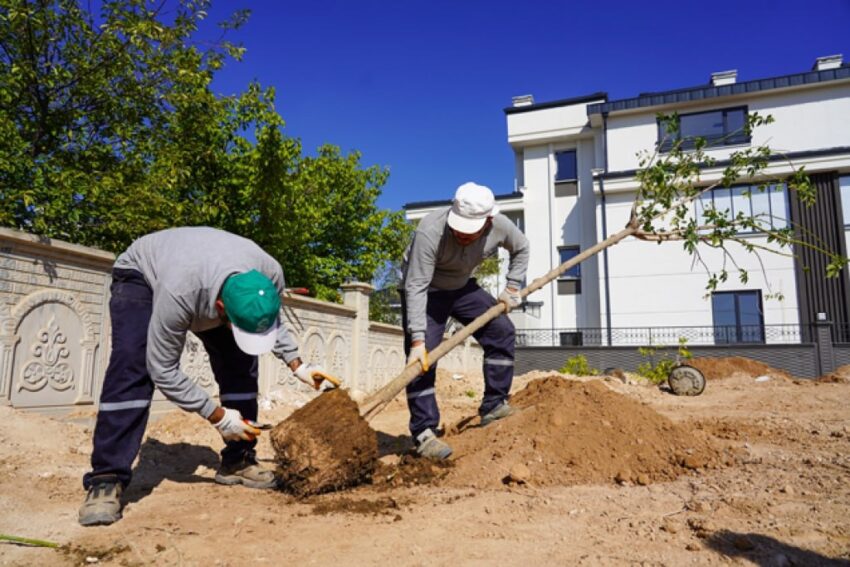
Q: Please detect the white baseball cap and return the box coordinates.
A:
[446,182,499,234]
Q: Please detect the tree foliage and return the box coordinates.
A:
[0,0,410,300]
[629,112,848,296]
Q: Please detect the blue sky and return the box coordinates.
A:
[202,0,850,212]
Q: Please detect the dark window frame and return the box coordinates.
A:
[657,106,750,151]
[711,290,765,344]
[695,182,789,234]
[839,175,850,229]
[559,331,583,346]
[554,149,578,197]
[557,246,581,280]
[554,149,577,182]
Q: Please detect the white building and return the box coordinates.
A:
[405,56,850,346]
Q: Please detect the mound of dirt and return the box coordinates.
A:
[688,356,792,381]
[270,388,378,496]
[441,376,723,488]
[818,364,850,383]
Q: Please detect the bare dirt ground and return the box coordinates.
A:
[1,357,849,566]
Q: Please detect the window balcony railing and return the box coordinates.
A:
[515,324,810,347]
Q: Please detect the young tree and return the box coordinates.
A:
[0,0,409,299]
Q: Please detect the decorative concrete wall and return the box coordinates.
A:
[0,228,483,413]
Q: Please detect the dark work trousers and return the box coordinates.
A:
[400,279,515,438]
[83,268,259,489]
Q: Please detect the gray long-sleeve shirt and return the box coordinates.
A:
[114,227,301,418]
[401,208,530,342]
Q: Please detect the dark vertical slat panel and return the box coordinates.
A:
[790,172,850,329]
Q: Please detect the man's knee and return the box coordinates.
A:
[484,314,515,342]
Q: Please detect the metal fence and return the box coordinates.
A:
[515,324,810,347]
[831,323,850,344]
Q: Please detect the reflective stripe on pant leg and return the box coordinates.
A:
[85,268,155,489]
[447,282,516,416]
[197,325,259,465]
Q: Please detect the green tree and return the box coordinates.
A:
[0,0,409,300]
[472,253,502,295]
[369,259,403,324]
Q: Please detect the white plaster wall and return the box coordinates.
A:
[605,82,850,173]
[507,100,602,146]
[598,192,799,333]
[521,145,557,328]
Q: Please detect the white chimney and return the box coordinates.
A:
[511,94,534,107]
[710,70,738,86]
[814,54,843,71]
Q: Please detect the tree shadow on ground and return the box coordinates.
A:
[376,431,412,457]
[705,530,850,566]
[123,437,220,505]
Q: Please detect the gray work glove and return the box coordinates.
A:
[407,342,430,373]
[498,287,522,311]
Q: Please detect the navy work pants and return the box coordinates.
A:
[83,268,259,489]
[401,279,515,438]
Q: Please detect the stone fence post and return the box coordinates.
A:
[341,282,374,392]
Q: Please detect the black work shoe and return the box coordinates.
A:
[215,461,278,489]
[415,429,453,460]
[79,478,123,527]
[480,401,516,427]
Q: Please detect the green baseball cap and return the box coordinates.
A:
[221,270,281,355]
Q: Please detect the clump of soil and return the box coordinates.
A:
[372,455,453,488]
[310,496,404,517]
[270,388,378,496]
[443,376,723,488]
[688,356,792,381]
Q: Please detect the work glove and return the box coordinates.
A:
[293,363,340,390]
[212,408,261,442]
[407,342,430,373]
[498,287,522,312]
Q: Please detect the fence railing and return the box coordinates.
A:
[831,323,850,344]
[515,324,812,347]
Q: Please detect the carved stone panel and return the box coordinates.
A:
[11,303,82,408]
[328,334,348,385]
[180,333,218,396]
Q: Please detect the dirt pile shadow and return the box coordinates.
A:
[440,375,726,489]
[705,530,850,566]
[271,388,378,496]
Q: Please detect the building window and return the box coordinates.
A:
[658,106,749,151]
[695,183,788,232]
[712,290,764,344]
[840,175,850,227]
[554,150,577,197]
[557,246,581,294]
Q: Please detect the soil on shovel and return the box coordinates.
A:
[442,375,726,489]
[270,388,378,496]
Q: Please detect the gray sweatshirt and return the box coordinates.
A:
[114,227,300,418]
[401,208,530,342]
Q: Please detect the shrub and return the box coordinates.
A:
[636,338,692,384]
[560,354,599,376]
